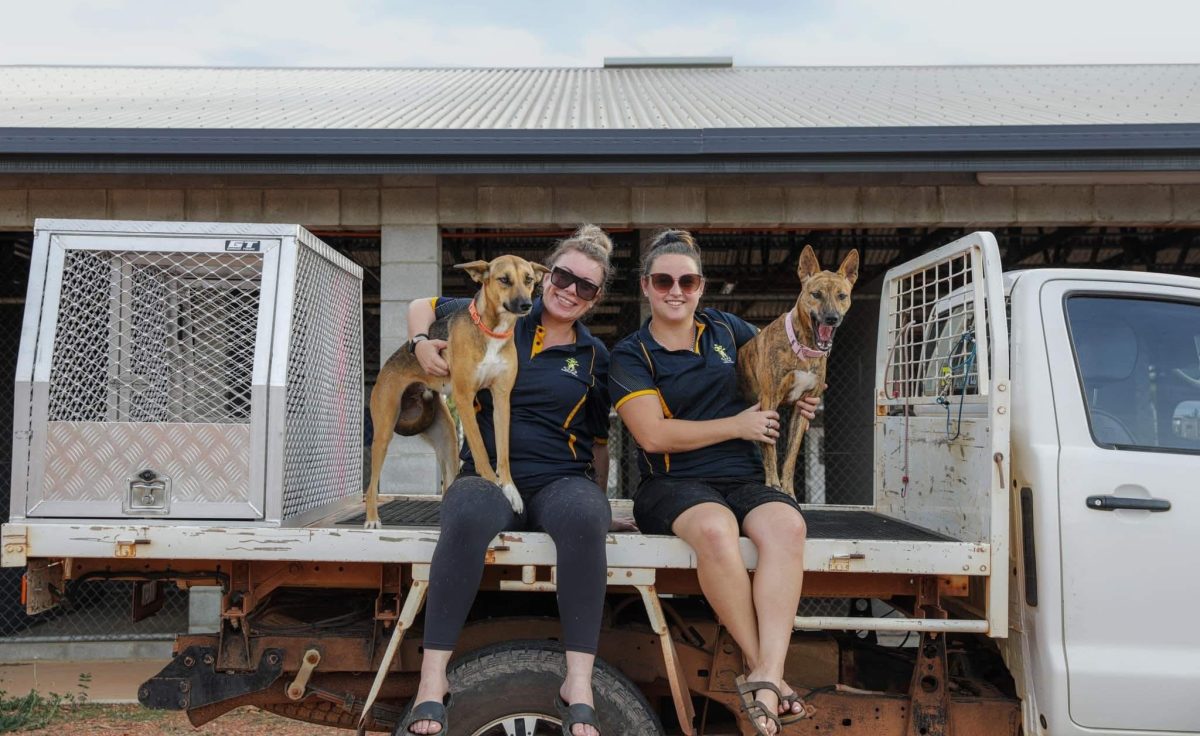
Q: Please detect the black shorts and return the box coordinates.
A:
[633,475,802,536]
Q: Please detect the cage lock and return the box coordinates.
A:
[125,469,172,515]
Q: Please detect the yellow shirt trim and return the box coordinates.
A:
[563,392,588,428]
[614,389,658,411]
[657,391,673,418]
[693,321,707,353]
[638,342,655,377]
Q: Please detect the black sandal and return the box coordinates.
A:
[734,675,782,736]
[555,695,602,735]
[396,692,452,735]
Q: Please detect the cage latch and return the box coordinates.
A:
[125,469,171,515]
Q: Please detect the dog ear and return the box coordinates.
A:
[530,263,550,278]
[454,260,491,284]
[837,249,860,288]
[797,245,820,281]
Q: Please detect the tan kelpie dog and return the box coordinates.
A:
[738,245,859,497]
[363,255,549,528]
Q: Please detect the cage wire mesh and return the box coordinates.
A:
[49,250,262,425]
[281,244,364,520]
[316,234,381,490]
[881,248,987,407]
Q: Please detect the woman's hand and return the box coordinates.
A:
[794,393,822,421]
[414,338,450,377]
[735,403,782,445]
[610,513,640,532]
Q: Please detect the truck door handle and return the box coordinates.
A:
[1086,495,1171,512]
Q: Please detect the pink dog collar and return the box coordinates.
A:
[785,309,829,359]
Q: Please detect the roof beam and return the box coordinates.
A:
[2,123,1200,159]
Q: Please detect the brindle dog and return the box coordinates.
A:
[737,245,859,497]
[364,255,548,528]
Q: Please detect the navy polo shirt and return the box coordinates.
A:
[433,297,610,493]
[609,308,762,480]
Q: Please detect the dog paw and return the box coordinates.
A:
[502,484,524,515]
[363,519,381,530]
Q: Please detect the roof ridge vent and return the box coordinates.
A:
[603,56,733,69]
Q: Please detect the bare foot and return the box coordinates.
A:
[778,680,806,718]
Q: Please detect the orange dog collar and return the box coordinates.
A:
[469,300,515,339]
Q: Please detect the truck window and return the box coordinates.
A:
[918,294,992,399]
[1066,295,1200,453]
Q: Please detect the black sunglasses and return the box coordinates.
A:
[648,272,704,294]
[549,266,600,301]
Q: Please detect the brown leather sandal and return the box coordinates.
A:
[734,675,783,736]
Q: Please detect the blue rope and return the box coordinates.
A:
[937,330,976,440]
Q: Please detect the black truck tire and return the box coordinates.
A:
[446,640,662,735]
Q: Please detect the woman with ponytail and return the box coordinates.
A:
[400,225,615,736]
[610,229,817,736]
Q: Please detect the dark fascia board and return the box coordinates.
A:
[1,123,1199,157]
[5,151,1200,175]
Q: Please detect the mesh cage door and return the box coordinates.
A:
[26,234,280,519]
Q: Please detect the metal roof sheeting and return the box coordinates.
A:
[2,64,1199,130]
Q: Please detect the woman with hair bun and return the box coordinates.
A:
[400,225,614,736]
[610,229,817,736]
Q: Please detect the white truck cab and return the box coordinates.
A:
[1004,267,1200,734]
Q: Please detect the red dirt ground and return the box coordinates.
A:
[19,704,340,735]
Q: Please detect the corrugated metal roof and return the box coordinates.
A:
[2,64,1199,130]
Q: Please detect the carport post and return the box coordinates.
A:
[379,224,443,494]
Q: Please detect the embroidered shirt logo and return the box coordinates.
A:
[713,344,734,364]
[562,357,580,376]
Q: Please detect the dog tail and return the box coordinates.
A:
[394,383,439,436]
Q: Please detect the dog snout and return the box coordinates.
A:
[509,298,534,314]
[821,313,842,326]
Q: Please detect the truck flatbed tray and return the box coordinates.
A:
[339,499,956,543]
[2,498,988,576]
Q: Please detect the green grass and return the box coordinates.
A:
[0,672,94,732]
[0,690,64,733]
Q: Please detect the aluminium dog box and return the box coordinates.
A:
[10,220,363,526]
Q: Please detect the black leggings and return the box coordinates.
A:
[422,474,612,654]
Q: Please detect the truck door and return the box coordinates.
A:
[1042,278,1200,732]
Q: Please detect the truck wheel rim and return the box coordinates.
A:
[470,712,563,736]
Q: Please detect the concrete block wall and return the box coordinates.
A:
[1,172,1197,493]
